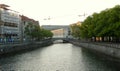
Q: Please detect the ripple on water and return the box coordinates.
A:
[0,43,120,71]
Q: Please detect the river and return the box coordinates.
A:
[0,43,120,71]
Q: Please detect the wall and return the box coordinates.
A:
[0,39,53,55]
[69,40,120,59]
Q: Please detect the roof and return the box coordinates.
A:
[0,4,9,7]
[0,4,10,10]
[21,15,39,25]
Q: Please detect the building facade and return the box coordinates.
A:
[0,4,21,43]
[51,28,64,38]
[42,25,70,38]
[20,15,39,42]
[0,4,39,43]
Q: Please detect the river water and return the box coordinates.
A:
[0,43,120,71]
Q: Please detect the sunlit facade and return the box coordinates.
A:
[42,25,70,38]
[51,29,64,38]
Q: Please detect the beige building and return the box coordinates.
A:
[51,29,64,38]
[42,25,70,38]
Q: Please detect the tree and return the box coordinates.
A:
[80,5,120,42]
[25,22,53,41]
[24,22,34,39]
[80,16,93,39]
[70,23,81,39]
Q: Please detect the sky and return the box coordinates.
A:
[1,0,120,26]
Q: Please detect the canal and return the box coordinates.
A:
[0,43,120,71]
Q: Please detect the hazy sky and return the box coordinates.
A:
[1,0,120,25]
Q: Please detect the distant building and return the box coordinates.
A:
[51,29,64,38]
[70,21,82,26]
[41,25,70,38]
[0,4,21,42]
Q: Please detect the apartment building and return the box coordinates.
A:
[20,15,39,42]
[0,4,21,42]
[0,4,40,43]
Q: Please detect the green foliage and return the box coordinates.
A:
[70,24,81,38]
[25,22,53,41]
[25,22,34,37]
[41,29,53,38]
[80,5,120,40]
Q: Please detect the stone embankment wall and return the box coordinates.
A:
[69,39,120,59]
[0,40,53,55]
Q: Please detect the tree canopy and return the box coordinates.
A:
[25,23,53,41]
[70,23,81,38]
[71,5,120,42]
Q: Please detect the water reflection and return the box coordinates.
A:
[0,43,120,71]
[80,48,120,71]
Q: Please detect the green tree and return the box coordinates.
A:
[70,24,81,39]
[25,23,53,41]
[80,16,93,39]
[80,5,120,42]
[24,22,34,38]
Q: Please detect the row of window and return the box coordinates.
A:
[4,22,18,27]
[2,10,19,18]
[1,17,20,24]
[0,33,18,37]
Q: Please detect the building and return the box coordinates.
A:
[0,4,40,43]
[41,25,70,38]
[0,4,21,43]
[20,15,39,42]
[70,21,81,26]
[51,28,64,38]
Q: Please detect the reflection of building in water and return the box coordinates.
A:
[51,28,64,38]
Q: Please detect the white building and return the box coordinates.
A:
[0,4,21,42]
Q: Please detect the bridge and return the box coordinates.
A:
[51,37,69,43]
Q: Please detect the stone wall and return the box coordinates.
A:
[69,40,120,59]
[0,39,53,55]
